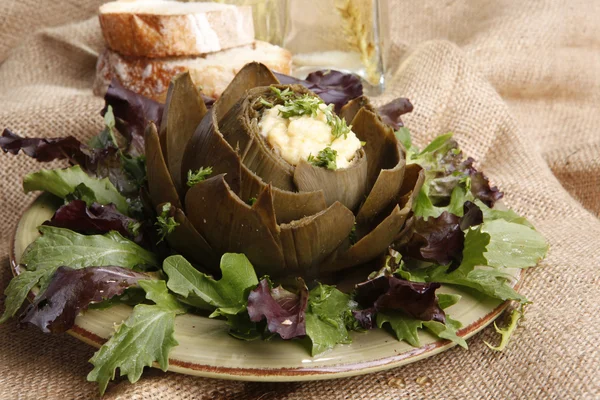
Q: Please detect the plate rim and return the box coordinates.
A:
[9,194,518,382]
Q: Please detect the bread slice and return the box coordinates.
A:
[93,41,292,102]
[99,0,255,58]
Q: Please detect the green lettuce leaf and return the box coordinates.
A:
[0,268,48,324]
[0,226,158,324]
[410,219,546,302]
[304,284,357,356]
[23,165,129,214]
[87,280,185,395]
[437,293,461,309]
[376,293,467,349]
[163,254,259,317]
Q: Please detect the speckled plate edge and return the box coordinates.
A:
[9,194,520,382]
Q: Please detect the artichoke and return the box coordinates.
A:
[146,63,423,279]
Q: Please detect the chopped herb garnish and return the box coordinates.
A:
[266,88,353,141]
[269,86,294,101]
[187,167,213,187]
[247,197,257,206]
[259,98,274,108]
[277,94,322,119]
[349,222,358,244]
[308,147,338,170]
[155,203,179,243]
[128,221,142,237]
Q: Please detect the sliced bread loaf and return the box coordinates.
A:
[99,0,255,58]
[94,41,292,102]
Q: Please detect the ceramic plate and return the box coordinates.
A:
[10,193,519,382]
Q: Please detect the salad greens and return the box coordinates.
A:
[87,280,185,394]
[23,165,129,214]
[0,78,548,395]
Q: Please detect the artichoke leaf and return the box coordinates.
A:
[182,111,244,194]
[185,174,285,277]
[159,203,220,273]
[339,96,375,124]
[214,62,280,122]
[183,108,328,224]
[145,122,182,209]
[279,201,355,278]
[398,163,425,207]
[293,150,368,212]
[324,204,410,273]
[160,72,208,196]
[351,108,403,189]
[355,150,406,228]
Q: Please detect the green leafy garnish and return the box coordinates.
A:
[304,284,356,355]
[400,219,547,303]
[0,226,157,324]
[155,203,179,243]
[377,294,467,349]
[23,165,129,215]
[308,147,338,170]
[269,86,294,102]
[186,166,213,187]
[247,197,257,206]
[87,280,186,395]
[163,254,258,317]
[266,87,352,140]
[484,306,524,351]
[88,105,119,149]
[120,154,147,188]
[65,183,98,207]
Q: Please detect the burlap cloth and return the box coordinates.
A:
[1,1,599,399]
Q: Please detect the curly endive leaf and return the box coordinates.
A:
[87,280,185,395]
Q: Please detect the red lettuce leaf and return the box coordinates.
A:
[354,275,445,323]
[20,266,148,333]
[460,201,484,230]
[247,278,309,339]
[0,129,89,164]
[0,129,141,196]
[43,200,136,237]
[102,79,164,156]
[352,307,376,330]
[395,202,484,266]
[470,171,503,207]
[377,98,414,130]
[397,212,464,266]
[274,70,363,112]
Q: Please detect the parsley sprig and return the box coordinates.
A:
[155,203,179,243]
[308,147,338,170]
[187,167,213,187]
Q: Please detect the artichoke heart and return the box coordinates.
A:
[145,62,421,278]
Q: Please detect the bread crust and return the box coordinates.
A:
[99,3,255,58]
[93,42,292,102]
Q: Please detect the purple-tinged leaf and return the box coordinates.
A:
[377,98,414,129]
[470,171,503,207]
[102,79,164,156]
[460,201,484,230]
[247,278,309,339]
[355,275,445,323]
[43,200,138,238]
[396,212,464,266]
[1,128,89,165]
[352,307,376,330]
[20,266,148,333]
[274,70,363,112]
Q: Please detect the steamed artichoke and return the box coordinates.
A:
[146,63,423,279]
